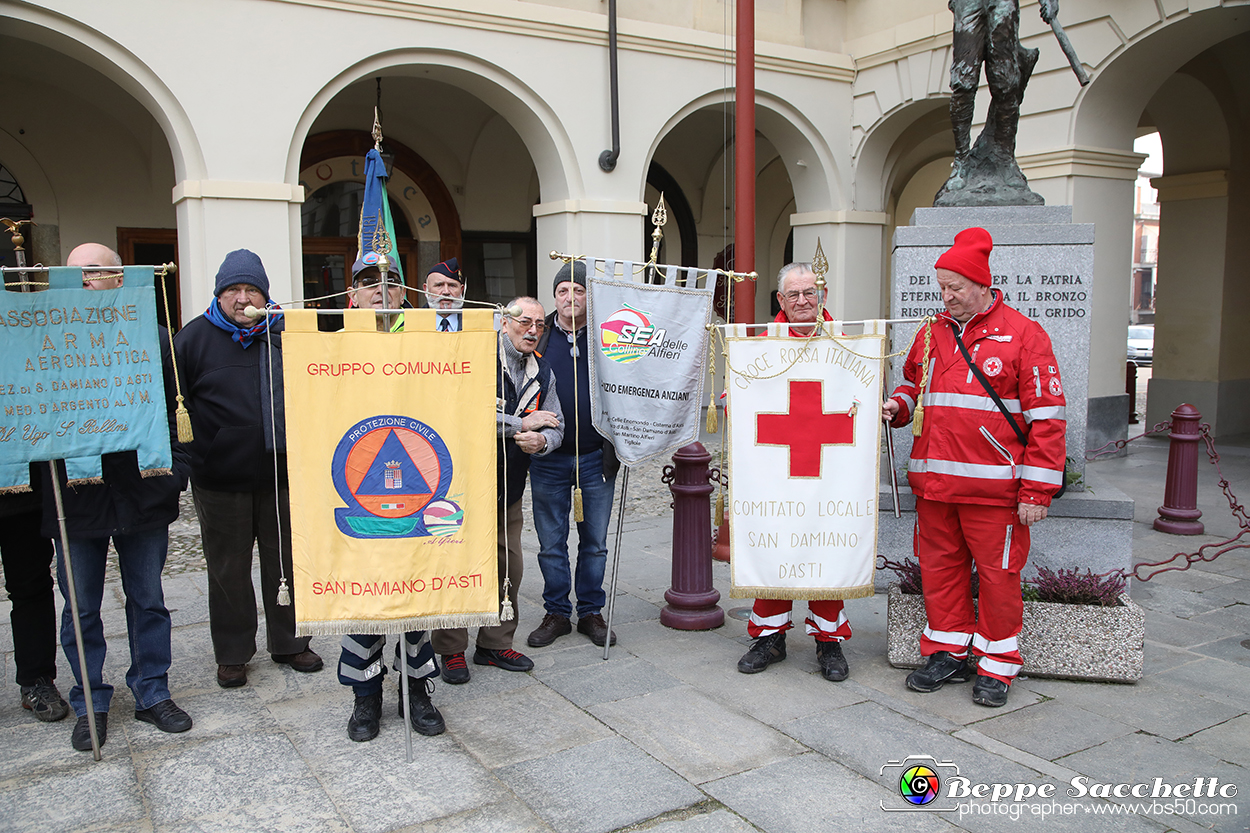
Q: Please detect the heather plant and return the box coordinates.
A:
[1026,566,1126,606]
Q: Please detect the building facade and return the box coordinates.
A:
[1,0,1247,437]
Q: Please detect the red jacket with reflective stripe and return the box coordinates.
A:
[888,291,1067,508]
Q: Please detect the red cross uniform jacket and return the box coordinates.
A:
[888,290,1067,508]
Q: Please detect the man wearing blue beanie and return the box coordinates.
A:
[174,249,322,689]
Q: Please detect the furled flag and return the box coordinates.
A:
[358,148,403,283]
[725,323,886,600]
[585,258,714,465]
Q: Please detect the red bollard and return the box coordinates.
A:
[1154,403,1205,535]
[661,442,725,629]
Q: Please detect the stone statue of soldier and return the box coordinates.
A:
[936,0,1059,207]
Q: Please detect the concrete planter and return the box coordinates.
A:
[885,585,1144,683]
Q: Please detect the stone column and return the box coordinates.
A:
[533,199,646,293]
[789,210,889,320]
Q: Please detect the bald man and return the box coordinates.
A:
[46,244,192,751]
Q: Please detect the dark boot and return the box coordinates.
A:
[737,632,786,674]
[347,691,382,742]
[398,680,445,736]
[905,651,972,693]
[816,640,849,682]
[972,674,1010,707]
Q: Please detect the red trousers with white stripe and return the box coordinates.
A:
[915,497,1028,684]
[747,599,851,642]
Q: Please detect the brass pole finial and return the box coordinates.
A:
[812,237,828,294]
[2,218,32,251]
[372,106,383,152]
[648,193,668,266]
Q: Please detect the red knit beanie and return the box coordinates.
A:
[935,227,993,287]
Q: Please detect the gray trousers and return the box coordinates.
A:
[192,486,311,664]
[431,501,522,654]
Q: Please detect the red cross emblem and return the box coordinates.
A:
[756,380,855,478]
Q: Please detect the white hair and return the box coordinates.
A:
[776,262,823,298]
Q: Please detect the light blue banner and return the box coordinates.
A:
[0,266,172,490]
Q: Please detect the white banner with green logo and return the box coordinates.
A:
[584,258,714,466]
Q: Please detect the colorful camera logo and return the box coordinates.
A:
[880,755,959,812]
[899,763,941,805]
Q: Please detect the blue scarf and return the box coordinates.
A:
[204,299,283,348]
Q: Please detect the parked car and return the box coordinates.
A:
[1127,324,1154,366]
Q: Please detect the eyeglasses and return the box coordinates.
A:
[355,276,404,289]
[510,317,545,332]
[782,289,820,302]
[82,270,122,279]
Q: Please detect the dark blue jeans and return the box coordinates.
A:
[529,449,616,619]
[56,529,173,716]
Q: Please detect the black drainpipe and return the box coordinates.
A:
[598,0,620,172]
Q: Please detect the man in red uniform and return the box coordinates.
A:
[737,263,854,683]
[883,227,1066,707]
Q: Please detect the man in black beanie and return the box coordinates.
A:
[526,260,621,649]
[174,249,321,690]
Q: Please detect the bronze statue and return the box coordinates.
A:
[935,0,1061,207]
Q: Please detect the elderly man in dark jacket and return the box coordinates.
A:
[173,250,320,690]
[46,243,191,751]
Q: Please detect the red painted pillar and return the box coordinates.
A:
[733,0,756,326]
[1154,403,1205,535]
[662,443,725,629]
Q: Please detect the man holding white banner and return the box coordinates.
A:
[731,263,882,683]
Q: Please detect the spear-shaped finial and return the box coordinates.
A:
[648,193,668,266]
[812,237,828,294]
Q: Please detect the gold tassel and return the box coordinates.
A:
[706,400,718,433]
[276,577,290,607]
[499,577,514,621]
[714,492,724,523]
[573,487,584,522]
[912,404,924,437]
[175,395,193,444]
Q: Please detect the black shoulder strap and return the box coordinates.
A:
[954,331,1028,447]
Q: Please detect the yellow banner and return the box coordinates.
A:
[284,308,498,635]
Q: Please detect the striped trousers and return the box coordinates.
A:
[746,599,852,642]
[337,631,437,697]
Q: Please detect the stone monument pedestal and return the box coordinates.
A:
[881,205,1133,583]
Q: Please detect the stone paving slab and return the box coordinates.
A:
[535,652,684,708]
[590,685,806,784]
[1022,675,1244,741]
[785,700,1044,787]
[443,683,614,769]
[0,756,147,831]
[971,701,1137,762]
[705,752,961,833]
[495,736,704,833]
[1182,713,1250,767]
[1143,608,1240,649]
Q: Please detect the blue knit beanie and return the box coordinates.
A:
[214,249,270,299]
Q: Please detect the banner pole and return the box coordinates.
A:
[601,465,631,661]
[400,635,413,763]
[49,461,102,761]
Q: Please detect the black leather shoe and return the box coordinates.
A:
[473,647,534,672]
[71,712,108,752]
[527,614,572,647]
[398,680,445,736]
[440,652,471,684]
[906,651,972,693]
[347,691,382,742]
[576,613,617,647]
[134,699,192,733]
[737,632,786,674]
[972,674,1010,707]
[272,650,324,673]
[816,640,849,682]
[217,664,247,688]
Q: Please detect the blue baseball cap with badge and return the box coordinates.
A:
[352,250,404,283]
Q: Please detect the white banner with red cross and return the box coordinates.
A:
[725,323,886,600]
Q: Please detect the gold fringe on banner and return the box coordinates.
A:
[729,583,876,602]
[297,611,501,638]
